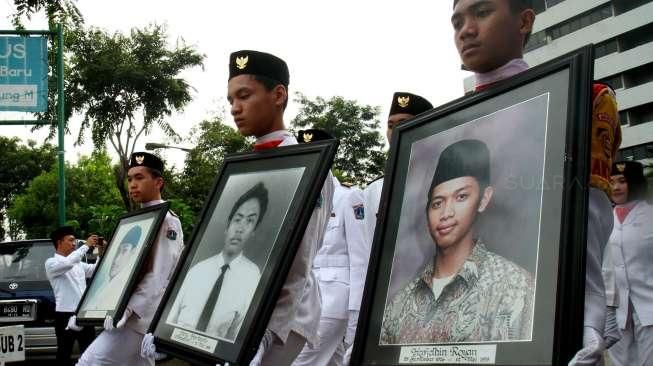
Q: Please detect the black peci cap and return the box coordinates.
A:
[229,50,290,86]
[50,226,75,245]
[430,139,491,195]
[129,152,164,173]
[296,129,335,143]
[389,92,433,117]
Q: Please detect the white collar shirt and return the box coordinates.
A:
[44,245,97,312]
[167,252,260,341]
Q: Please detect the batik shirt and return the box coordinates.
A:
[380,241,534,345]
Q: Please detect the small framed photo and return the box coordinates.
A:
[75,202,170,326]
[149,140,338,365]
[352,46,595,365]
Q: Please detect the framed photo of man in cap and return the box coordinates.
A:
[75,202,170,326]
[352,47,595,365]
[148,140,337,365]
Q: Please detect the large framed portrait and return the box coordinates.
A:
[352,46,595,365]
[75,202,170,326]
[149,140,338,365]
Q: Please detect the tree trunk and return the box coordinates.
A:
[114,164,132,211]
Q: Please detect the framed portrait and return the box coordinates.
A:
[352,46,595,365]
[149,140,338,365]
[75,202,170,327]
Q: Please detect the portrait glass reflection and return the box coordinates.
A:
[79,214,156,315]
[380,94,549,346]
[165,168,305,343]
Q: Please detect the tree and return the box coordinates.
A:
[0,137,57,239]
[8,151,122,239]
[292,93,386,185]
[168,116,251,218]
[35,24,204,210]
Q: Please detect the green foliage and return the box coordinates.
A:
[0,137,57,239]
[11,0,83,30]
[291,93,386,185]
[170,117,251,216]
[41,24,205,210]
[167,199,195,243]
[8,151,122,239]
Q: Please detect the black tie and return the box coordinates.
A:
[197,263,229,332]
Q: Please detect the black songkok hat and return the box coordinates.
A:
[129,152,164,173]
[612,160,648,199]
[430,139,491,193]
[50,226,75,244]
[389,92,433,117]
[453,0,532,8]
[297,129,335,143]
[229,50,290,86]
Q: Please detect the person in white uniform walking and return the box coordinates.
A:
[607,160,653,366]
[293,129,368,366]
[77,152,184,366]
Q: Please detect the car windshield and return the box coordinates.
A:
[0,241,53,282]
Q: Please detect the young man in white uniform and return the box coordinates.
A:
[77,152,184,365]
[226,50,334,365]
[292,131,368,366]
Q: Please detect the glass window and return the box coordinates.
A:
[0,242,53,282]
[619,111,629,126]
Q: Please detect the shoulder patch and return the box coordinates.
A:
[353,204,364,220]
[166,228,178,241]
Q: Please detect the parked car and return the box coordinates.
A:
[0,239,57,359]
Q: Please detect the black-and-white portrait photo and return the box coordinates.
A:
[380,93,549,346]
[164,168,305,343]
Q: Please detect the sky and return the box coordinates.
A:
[0,0,471,170]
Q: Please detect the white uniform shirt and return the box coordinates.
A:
[167,252,260,340]
[314,176,368,319]
[362,177,383,245]
[45,245,96,312]
[125,199,184,334]
[257,130,334,347]
[609,200,653,328]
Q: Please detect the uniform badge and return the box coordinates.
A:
[166,229,178,240]
[397,96,410,108]
[302,132,313,143]
[330,212,336,217]
[135,155,145,165]
[353,204,364,220]
[236,55,249,69]
[616,163,625,173]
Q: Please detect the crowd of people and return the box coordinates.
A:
[41,0,650,365]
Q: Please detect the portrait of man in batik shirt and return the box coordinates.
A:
[381,139,535,344]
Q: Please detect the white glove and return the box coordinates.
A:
[103,315,115,331]
[249,329,276,366]
[568,326,605,366]
[343,345,353,366]
[604,306,621,349]
[116,307,133,329]
[65,315,83,331]
[344,310,360,348]
[140,333,157,359]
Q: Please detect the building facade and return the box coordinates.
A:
[463,0,653,178]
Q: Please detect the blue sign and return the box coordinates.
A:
[0,36,48,112]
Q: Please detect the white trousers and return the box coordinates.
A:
[76,327,153,366]
[250,330,306,366]
[292,318,347,366]
[609,303,653,366]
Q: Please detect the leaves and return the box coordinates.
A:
[291,93,386,185]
